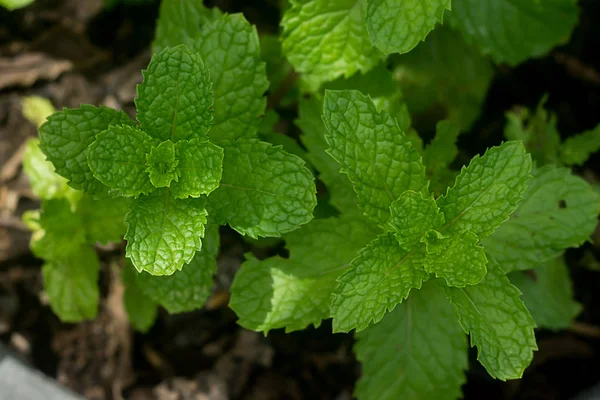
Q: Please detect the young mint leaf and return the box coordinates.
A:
[437,141,532,237]
[331,233,428,333]
[152,0,222,53]
[365,0,451,55]
[170,138,224,199]
[322,90,426,225]
[122,262,158,332]
[42,246,100,322]
[87,125,155,197]
[389,190,445,251]
[135,221,220,314]
[230,216,379,333]
[281,0,381,91]
[209,139,316,238]
[77,194,131,244]
[444,258,537,380]
[355,281,467,400]
[39,105,135,195]
[136,45,213,142]
[448,0,579,65]
[423,120,460,178]
[146,140,179,188]
[509,257,582,331]
[422,230,487,287]
[191,14,268,142]
[483,165,600,272]
[560,123,600,166]
[125,189,208,275]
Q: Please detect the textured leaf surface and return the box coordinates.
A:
[42,246,100,322]
[146,140,179,188]
[135,221,220,313]
[125,189,208,275]
[77,195,131,244]
[437,141,531,237]
[331,233,428,332]
[510,257,581,330]
[389,190,444,250]
[448,0,579,65]
[281,0,381,90]
[444,259,537,380]
[122,262,158,333]
[422,230,487,287]
[230,217,379,333]
[560,124,600,167]
[355,281,467,400]
[152,0,222,53]
[171,139,224,199]
[136,46,213,142]
[87,125,154,197]
[483,165,600,272]
[366,0,451,55]
[192,14,268,142]
[323,90,426,225]
[22,139,74,201]
[39,105,134,194]
[210,139,316,238]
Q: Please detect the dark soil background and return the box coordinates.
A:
[1,0,600,399]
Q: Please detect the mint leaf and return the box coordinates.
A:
[230,216,379,333]
[322,90,426,225]
[39,105,135,194]
[136,46,213,142]
[355,281,467,400]
[448,0,579,65]
[424,120,460,179]
[560,123,600,166]
[192,14,268,142]
[78,194,131,244]
[135,221,220,313]
[22,139,74,201]
[87,125,155,197]
[365,0,451,55]
[444,259,537,380]
[281,0,381,90]
[389,190,444,250]
[0,0,34,11]
[146,140,179,188]
[42,246,100,322]
[331,233,428,332]
[422,230,487,287]
[124,189,208,275]
[437,141,531,237]
[509,257,581,330]
[152,0,221,53]
[483,165,600,272]
[122,261,158,332]
[171,138,224,199]
[209,139,316,238]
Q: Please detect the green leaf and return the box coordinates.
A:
[331,233,428,332]
[437,141,532,237]
[389,190,444,250]
[42,245,100,322]
[483,165,600,272]
[355,281,467,400]
[146,140,179,188]
[171,139,224,199]
[124,189,208,276]
[39,105,135,194]
[424,120,460,178]
[0,0,34,11]
[322,90,426,225]
[422,230,487,287]
[365,0,451,55]
[122,262,158,333]
[87,125,155,197]
[209,139,316,238]
[560,124,600,167]
[281,0,382,91]
[21,96,56,128]
[192,14,268,142]
[444,259,537,380]
[136,45,213,142]
[230,216,379,333]
[135,220,220,313]
[509,257,581,330]
[448,0,579,65]
[152,0,222,53]
[77,194,131,244]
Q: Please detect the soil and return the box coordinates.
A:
[2,1,600,399]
